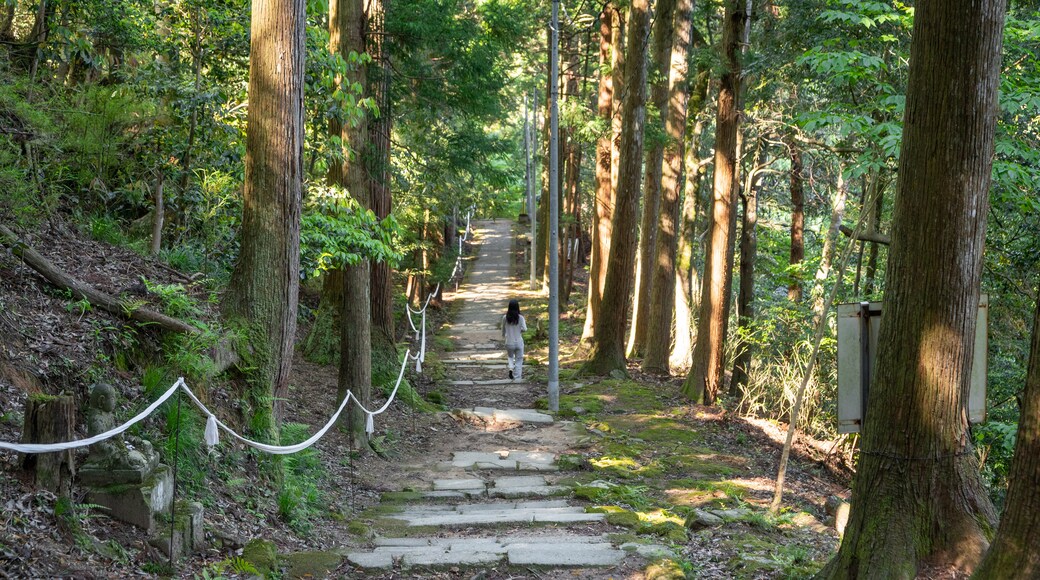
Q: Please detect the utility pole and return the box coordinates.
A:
[526,95,537,291]
[547,0,560,412]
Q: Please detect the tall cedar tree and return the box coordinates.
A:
[583,0,650,374]
[628,0,676,357]
[820,0,1007,576]
[974,291,1040,578]
[786,137,804,302]
[582,4,615,341]
[330,0,373,448]
[731,144,765,394]
[223,0,305,434]
[682,0,744,403]
[642,0,693,373]
[369,0,395,351]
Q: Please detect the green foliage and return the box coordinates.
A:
[277,423,327,534]
[301,186,402,277]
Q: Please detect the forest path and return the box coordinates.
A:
[343,220,667,577]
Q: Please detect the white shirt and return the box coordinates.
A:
[501,314,527,346]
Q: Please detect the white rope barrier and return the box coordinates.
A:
[1,211,475,457]
[1,351,421,456]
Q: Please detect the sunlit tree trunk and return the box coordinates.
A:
[561,31,582,305]
[330,0,371,449]
[670,44,708,372]
[583,0,650,375]
[628,0,676,358]
[643,0,691,374]
[811,167,846,327]
[582,4,616,342]
[223,0,305,435]
[974,291,1040,579]
[682,0,745,404]
[787,137,804,302]
[821,1,1005,575]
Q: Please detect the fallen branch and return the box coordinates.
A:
[0,224,199,334]
[839,224,891,245]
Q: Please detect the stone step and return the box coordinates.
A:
[345,535,625,570]
[421,475,567,500]
[449,450,557,471]
[449,379,530,386]
[443,352,506,362]
[388,499,604,527]
[453,408,553,427]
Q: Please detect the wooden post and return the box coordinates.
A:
[21,395,76,495]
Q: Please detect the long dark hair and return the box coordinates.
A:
[506,299,521,325]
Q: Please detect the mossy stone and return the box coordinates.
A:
[282,550,343,579]
[605,509,641,528]
[242,539,278,577]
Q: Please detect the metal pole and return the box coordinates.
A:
[525,95,536,291]
[547,0,560,412]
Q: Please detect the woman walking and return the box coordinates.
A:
[501,299,527,381]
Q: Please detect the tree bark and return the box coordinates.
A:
[863,186,886,297]
[731,144,765,397]
[561,31,582,305]
[582,4,616,342]
[21,395,75,496]
[583,0,650,375]
[330,0,372,449]
[682,0,745,404]
[367,0,395,350]
[670,35,709,372]
[787,137,804,302]
[628,0,677,358]
[811,167,847,328]
[643,0,692,374]
[150,170,164,255]
[974,290,1040,579]
[223,0,304,434]
[820,1,1006,576]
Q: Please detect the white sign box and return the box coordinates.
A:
[836,295,988,434]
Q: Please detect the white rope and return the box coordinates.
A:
[0,378,186,453]
[2,211,476,456]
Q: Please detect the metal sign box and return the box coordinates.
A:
[836,295,988,434]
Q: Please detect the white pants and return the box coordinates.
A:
[506,343,524,380]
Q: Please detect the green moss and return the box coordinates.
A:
[242,539,278,577]
[605,509,641,528]
[29,393,61,403]
[346,520,371,537]
[281,550,343,579]
[645,559,686,580]
[574,485,609,502]
[556,454,585,471]
[379,491,423,503]
[643,520,688,542]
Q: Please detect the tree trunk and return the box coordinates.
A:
[21,395,75,496]
[223,0,304,435]
[303,271,343,365]
[731,144,765,397]
[329,0,372,449]
[628,0,677,358]
[682,0,745,404]
[583,4,618,342]
[340,262,372,449]
[670,36,709,372]
[367,0,395,350]
[787,138,804,302]
[643,0,692,374]
[536,27,552,283]
[150,170,164,255]
[583,0,650,375]
[811,167,847,328]
[561,33,583,306]
[820,1,1005,576]
[863,184,885,297]
[974,290,1040,578]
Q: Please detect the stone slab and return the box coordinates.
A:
[449,380,476,386]
[401,550,502,567]
[491,476,548,488]
[490,485,566,498]
[493,409,553,424]
[421,490,468,499]
[346,552,395,569]
[509,451,556,463]
[507,544,625,567]
[432,478,486,491]
[401,511,536,527]
[500,535,608,546]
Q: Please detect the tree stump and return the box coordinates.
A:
[21,395,76,495]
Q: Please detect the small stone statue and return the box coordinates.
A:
[80,383,158,485]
